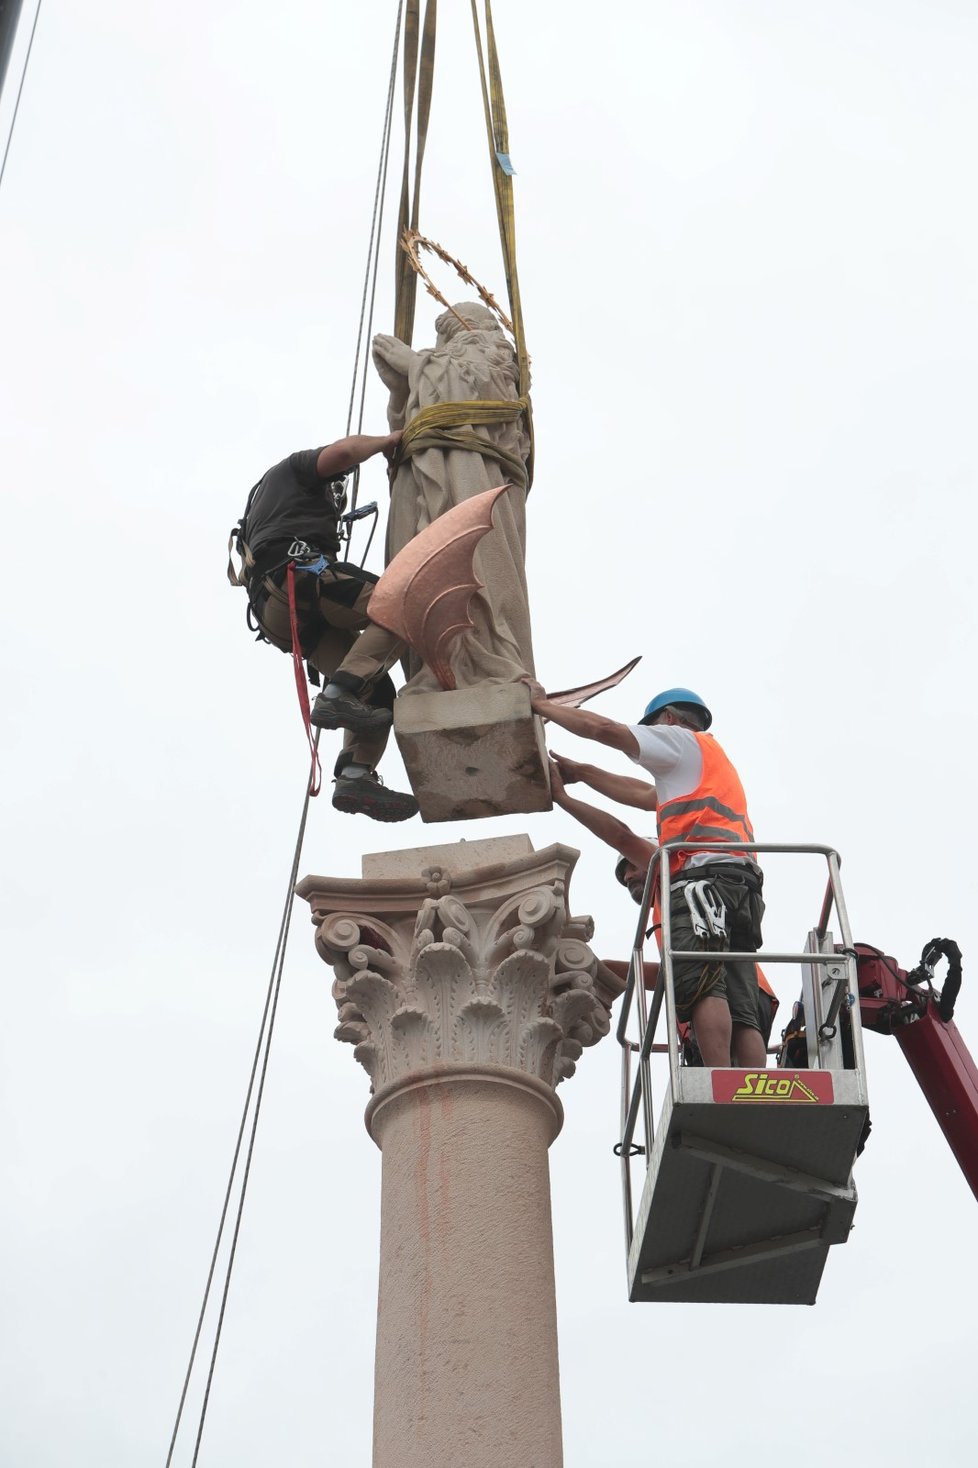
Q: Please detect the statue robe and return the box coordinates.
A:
[372,302,533,692]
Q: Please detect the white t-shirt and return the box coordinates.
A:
[628,725,758,873]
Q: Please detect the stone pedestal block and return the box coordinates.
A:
[361,833,532,882]
[392,682,551,823]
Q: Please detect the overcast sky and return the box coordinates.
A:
[2,2,977,1464]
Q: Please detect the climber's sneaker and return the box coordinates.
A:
[332,769,418,823]
[310,689,393,735]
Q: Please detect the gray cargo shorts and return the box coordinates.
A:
[667,865,765,1031]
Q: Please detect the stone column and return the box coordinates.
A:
[297,835,622,1468]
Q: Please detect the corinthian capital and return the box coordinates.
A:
[296,836,622,1092]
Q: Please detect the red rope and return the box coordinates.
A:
[286,561,322,797]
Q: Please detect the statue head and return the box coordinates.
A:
[435,301,504,342]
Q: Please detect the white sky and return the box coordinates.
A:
[2,2,977,1464]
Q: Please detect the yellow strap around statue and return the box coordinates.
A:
[392,396,532,489]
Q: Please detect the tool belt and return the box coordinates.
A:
[672,863,765,950]
[673,862,763,894]
[248,546,381,648]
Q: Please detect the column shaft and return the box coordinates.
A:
[369,1068,563,1468]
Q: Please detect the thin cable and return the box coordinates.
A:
[0,0,42,197]
[346,2,401,529]
[352,25,399,441]
[190,750,318,1463]
[164,741,320,1466]
[345,1,403,437]
[166,13,400,1455]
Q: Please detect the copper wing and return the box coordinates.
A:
[367,483,512,691]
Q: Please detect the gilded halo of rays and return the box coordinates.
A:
[400,227,515,337]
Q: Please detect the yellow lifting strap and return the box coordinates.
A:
[469,0,530,409]
[393,0,437,349]
[392,395,531,490]
[391,0,534,488]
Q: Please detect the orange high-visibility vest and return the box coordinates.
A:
[656,732,756,876]
[757,966,777,1008]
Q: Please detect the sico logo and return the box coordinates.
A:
[731,1073,821,1103]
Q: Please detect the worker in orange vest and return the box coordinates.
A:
[531,684,766,1067]
[548,757,778,1054]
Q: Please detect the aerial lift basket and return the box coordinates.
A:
[618,843,868,1306]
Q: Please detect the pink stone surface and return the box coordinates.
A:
[368,1066,564,1468]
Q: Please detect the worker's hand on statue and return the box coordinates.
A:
[548,760,567,803]
[382,428,404,463]
[521,675,548,711]
[549,752,582,785]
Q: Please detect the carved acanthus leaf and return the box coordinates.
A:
[312,865,616,1090]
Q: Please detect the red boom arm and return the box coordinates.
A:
[855,943,978,1201]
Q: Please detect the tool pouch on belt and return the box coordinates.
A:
[712,874,765,950]
[677,868,765,951]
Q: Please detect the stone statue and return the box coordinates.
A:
[372,301,533,692]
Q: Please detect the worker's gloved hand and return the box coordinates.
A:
[549,751,582,784]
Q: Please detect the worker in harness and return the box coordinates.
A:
[530,684,765,1066]
[229,431,418,822]
[548,757,778,1052]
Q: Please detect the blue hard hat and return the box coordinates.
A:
[639,687,713,729]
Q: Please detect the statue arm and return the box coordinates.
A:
[372,333,417,394]
[372,334,418,427]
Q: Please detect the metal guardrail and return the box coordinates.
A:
[617,841,866,1253]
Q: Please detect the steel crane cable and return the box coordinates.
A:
[345,0,404,545]
[164,9,403,1462]
[163,749,320,1467]
[0,0,43,199]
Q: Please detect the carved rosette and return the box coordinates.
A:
[299,842,622,1093]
